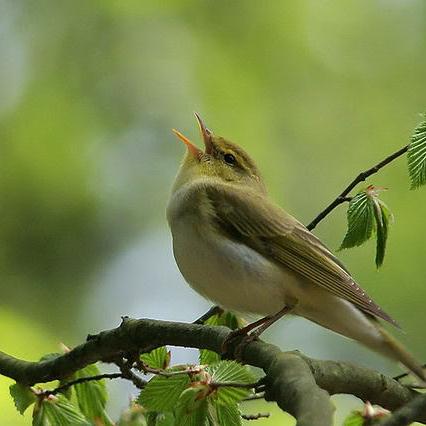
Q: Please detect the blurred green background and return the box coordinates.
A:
[1,1,425,424]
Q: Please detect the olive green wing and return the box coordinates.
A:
[204,183,398,327]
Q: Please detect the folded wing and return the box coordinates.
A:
[203,182,398,327]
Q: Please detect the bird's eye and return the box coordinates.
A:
[224,153,236,165]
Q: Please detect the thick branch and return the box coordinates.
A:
[378,394,426,426]
[0,318,424,424]
[306,145,408,231]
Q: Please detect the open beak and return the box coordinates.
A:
[194,112,213,154]
[172,128,203,158]
[172,113,214,158]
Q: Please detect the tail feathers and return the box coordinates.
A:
[374,324,425,383]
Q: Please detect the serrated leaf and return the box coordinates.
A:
[199,349,220,366]
[408,115,426,189]
[9,383,36,415]
[343,411,364,426]
[138,373,191,412]
[141,347,170,370]
[372,198,391,268]
[206,361,255,405]
[72,363,113,426]
[340,187,393,267]
[215,403,242,426]
[340,191,375,249]
[32,394,90,426]
[175,387,209,426]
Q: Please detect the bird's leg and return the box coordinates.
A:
[247,306,292,340]
[221,305,293,358]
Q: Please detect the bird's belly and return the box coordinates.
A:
[171,221,300,316]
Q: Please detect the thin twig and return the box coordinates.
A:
[116,358,147,389]
[193,306,224,324]
[42,373,122,396]
[306,145,409,231]
[393,363,426,382]
[241,412,270,420]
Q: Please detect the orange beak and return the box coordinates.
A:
[172,113,214,158]
[194,112,213,154]
[172,128,203,158]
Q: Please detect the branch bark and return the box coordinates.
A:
[0,318,424,425]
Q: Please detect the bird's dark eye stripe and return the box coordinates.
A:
[224,153,236,165]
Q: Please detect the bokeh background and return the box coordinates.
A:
[1,1,425,424]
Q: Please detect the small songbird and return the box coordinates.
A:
[166,113,425,381]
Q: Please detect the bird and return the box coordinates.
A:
[166,113,425,381]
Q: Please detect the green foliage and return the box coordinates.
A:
[72,363,113,426]
[372,198,391,268]
[138,360,255,426]
[141,347,171,370]
[206,361,255,405]
[343,411,364,426]
[32,394,90,426]
[340,191,375,249]
[213,403,242,426]
[199,311,241,365]
[408,114,426,189]
[340,187,392,267]
[174,387,209,426]
[9,383,36,415]
[138,373,191,412]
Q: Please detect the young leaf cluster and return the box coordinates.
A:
[340,186,392,268]
[138,346,256,426]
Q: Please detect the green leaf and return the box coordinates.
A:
[408,114,426,189]
[138,373,191,412]
[199,311,241,365]
[199,349,220,366]
[339,191,375,249]
[141,347,171,370]
[72,363,113,426]
[32,394,90,426]
[215,403,242,426]
[372,198,391,268]
[340,187,393,267]
[175,387,209,426]
[206,361,255,405]
[9,383,36,415]
[343,411,364,426]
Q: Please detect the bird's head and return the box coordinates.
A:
[172,113,266,194]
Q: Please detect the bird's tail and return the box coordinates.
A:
[298,292,425,382]
[373,323,425,382]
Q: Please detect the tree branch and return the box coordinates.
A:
[306,144,408,231]
[0,318,424,425]
[377,394,426,426]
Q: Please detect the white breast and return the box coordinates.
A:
[169,215,300,316]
